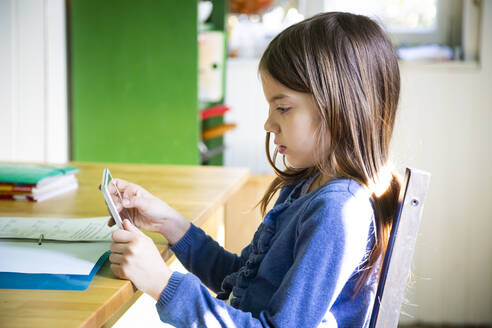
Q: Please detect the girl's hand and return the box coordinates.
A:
[110,219,172,300]
[106,178,190,245]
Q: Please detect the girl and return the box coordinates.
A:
[108,12,401,327]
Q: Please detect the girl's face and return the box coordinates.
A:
[261,71,322,169]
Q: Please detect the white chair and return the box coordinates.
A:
[369,168,431,328]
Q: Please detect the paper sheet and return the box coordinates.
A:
[0,216,117,241]
[0,240,111,275]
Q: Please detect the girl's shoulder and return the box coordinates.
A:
[277,177,366,204]
[299,178,374,229]
[319,177,367,198]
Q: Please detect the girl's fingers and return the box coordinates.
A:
[111,178,134,194]
[121,196,136,209]
[108,179,140,205]
[112,229,135,243]
[109,252,124,264]
[106,179,122,197]
[110,263,128,279]
[110,242,126,254]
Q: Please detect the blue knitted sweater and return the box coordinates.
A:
[156,177,378,327]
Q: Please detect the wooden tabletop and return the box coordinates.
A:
[0,162,249,328]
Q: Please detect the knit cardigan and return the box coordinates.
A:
[156,178,378,327]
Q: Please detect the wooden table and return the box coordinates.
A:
[0,162,249,328]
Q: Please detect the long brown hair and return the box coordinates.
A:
[258,12,401,293]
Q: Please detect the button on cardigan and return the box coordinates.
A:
[156,178,378,327]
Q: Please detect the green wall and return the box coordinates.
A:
[70,0,199,164]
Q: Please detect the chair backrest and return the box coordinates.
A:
[368,168,431,328]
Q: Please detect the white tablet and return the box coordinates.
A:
[101,168,124,229]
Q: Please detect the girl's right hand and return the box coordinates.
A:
[106,178,190,245]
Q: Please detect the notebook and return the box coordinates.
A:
[0,216,117,290]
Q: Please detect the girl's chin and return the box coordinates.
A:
[284,155,311,170]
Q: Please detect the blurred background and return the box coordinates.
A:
[0,0,490,326]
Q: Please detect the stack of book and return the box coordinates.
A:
[0,164,79,202]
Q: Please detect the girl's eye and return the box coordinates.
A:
[276,107,291,113]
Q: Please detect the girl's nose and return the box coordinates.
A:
[264,115,279,134]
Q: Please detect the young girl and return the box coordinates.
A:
[107,12,401,327]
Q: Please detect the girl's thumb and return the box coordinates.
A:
[122,197,146,210]
[123,219,138,232]
[122,198,132,207]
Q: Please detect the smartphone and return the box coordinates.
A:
[101,168,125,229]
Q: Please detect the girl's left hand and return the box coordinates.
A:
[109,219,172,301]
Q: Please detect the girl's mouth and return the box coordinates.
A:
[278,145,287,154]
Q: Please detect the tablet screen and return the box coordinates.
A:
[101,168,124,229]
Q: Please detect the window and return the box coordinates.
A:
[227,0,482,62]
[324,0,461,45]
[322,0,482,62]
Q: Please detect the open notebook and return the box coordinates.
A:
[0,217,117,290]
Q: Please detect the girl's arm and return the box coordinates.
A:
[170,223,251,293]
[156,190,375,327]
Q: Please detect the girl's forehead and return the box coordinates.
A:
[261,72,293,94]
[261,72,311,105]
[259,70,276,85]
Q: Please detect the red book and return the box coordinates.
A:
[0,194,34,201]
[199,105,230,120]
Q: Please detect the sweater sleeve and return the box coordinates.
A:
[170,223,252,293]
[157,190,373,327]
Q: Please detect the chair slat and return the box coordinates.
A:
[369,168,431,328]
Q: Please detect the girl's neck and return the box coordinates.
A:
[308,172,332,193]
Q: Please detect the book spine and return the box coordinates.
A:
[0,194,34,201]
[199,105,230,120]
[0,190,31,196]
[0,184,34,192]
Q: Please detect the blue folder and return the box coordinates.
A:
[0,251,110,291]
